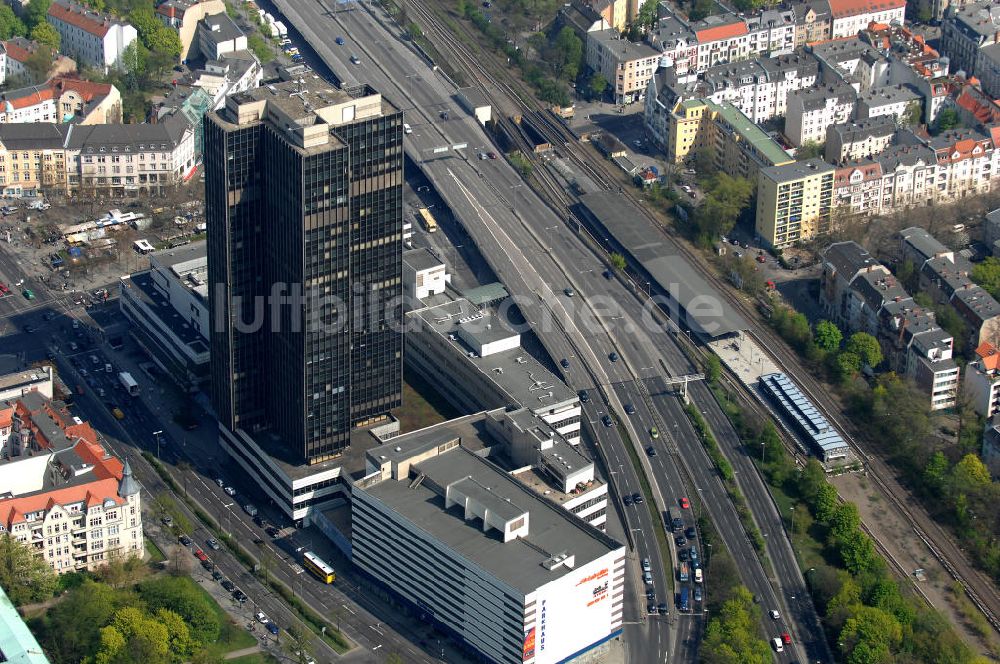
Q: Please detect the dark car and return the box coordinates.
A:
[685,526,696,540]
[609,351,619,362]
[560,358,570,369]
[678,549,689,561]
[266,526,280,538]
[646,446,657,457]
[201,559,213,571]
[253,515,266,527]
[647,603,658,614]
[178,535,193,547]
[601,415,613,427]
[212,570,224,581]
[335,36,345,45]
[623,494,633,506]
[693,587,703,602]
[646,589,655,601]
[632,492,643,504]
[233,589,247,603]
[221,579,236,591]
[266,622,279,635]
[658,603,669,615]
[603,269,612,279]
[578,390,589,403]
[675,536,687,547]
[625,403,636,414]
[672,517,684,532]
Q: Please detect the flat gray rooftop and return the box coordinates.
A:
[362,440,622,594]
[403,247,444,273]
[577,192,747,337]
[151,240,207,272]
[412,297,577,410]
[0,367,48,393]
[123,272,209,353]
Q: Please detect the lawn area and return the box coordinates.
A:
[227,653,278,664]
[145,537,166,564]
[180,576,256,656]
[395,371,459,433]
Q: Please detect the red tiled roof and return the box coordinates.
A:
[1,78,112,112]
[695,21,747,43]
[0,407,11,429]
[0,478,123,528]
[828,0,905,18]
[47,0,113,38]
[2,39,34,64]
[976,340,1000,369]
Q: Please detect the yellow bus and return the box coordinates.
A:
[417,207,438,233]
[302,551,335,584]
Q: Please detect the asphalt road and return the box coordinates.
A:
[263,0,826,661]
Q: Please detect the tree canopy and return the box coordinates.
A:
[0,534,57,606]
[691,173,753,244]
[814,320,843,354]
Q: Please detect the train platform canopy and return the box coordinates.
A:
[577,192,747,338]
[759,372,850,462]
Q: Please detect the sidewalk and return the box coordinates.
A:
[224,646,263,660]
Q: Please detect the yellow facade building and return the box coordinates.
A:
[756,158,835,248]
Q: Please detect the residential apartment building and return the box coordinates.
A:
[986,207,1000,256]
[586,29,661,104]
[964,341,1000,417]
[855,84,921,121]
[0,389,143,573]
[820,240,960,409]
[119,241,209,392]
[983,420,1000,477]
[647,15,698,81]
[205,78,404,524]
[941,0,1000,98]
[927,128,999,200]
[0,37,76,85]
[901,226,1000,347]
[955,82,1000,128]
[699,51,819,123]
[46,0,137,71]
[0,115,195,198]
[349,413,625,664]
[0,77,121,125]
[809,38,885,90]
[827,0,905,39]
[832,160,884,215]
[744,8,797,57]
[791,0,832,47]
[824,116,896,162]
[756,158,835,247]
[784,83,856,146]
[156,0,226,60]
[645,72,792,177]
[873,142,938,210]
[693,16,751,70]
[0,365,53,402]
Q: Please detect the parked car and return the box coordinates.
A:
[206,538,221,550]
[224,486,237,496]
[221,579,236,592]
[266,622,279,635]
[178,535,193,547]
[161,516,173,527]
[255,611,270,624]
[193,548,208,562]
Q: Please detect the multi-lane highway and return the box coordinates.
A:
[263,0,827,661]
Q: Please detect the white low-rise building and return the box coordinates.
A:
[965,341,1000,419]
[350,412,625,664]
[828,0,905,39]
[785,82,856,146]
[402,247,450,304]
[46,0,137,72]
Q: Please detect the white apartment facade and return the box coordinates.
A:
[965,341,1000,418]
[46,0,137,71]
[828,0,906,39]
[785,83,856,146]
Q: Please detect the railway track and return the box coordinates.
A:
[404,0,1000,637]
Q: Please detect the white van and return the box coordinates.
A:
[403,123,413,134]
[771,637,784,653]
[694,568,703,583]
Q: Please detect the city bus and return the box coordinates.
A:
[302,551,336,584]
[417,207,438,233]
[679,587,690,613]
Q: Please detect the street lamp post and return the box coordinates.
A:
[153,430,163,459]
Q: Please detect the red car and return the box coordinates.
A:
[679,497,690,509]
[488,152,498,159]
[781,632,791,645]
[0,283,8,294]
[194,548,208,562]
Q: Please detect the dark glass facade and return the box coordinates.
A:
[206,85,403,464]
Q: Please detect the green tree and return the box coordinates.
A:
[903,100,922,126]
[34,580,124,662]
[22,44,55,84]
[636,0,658,29]
[30,21,60,50]
[950,453,991,490]
[796,140,824,160]
[247,33,274,63]
[692,172,753,243]
[588,72,608,100]
[923,451,950,495]
[972,257,1000,300]
[137,576,221,644]
[688,0,715,20]
[935,108,961,134]
[814,320,843,353]
[155,608,196,661]
[838,530,879,574]
[701,586,772,664]
[146,23,182,59]
[814,483,839,523]
[0,5,27,39]
[552,27,582,81]
[101,606,170,664]
[285,625,317,664]
[835,350,861,381]
[0,533,57,606]
[839,605,903,662]
[799,458,828,502]
[845,332,882,369]
[23,0,52,29]
[829,502,861,542]
[704,353,722,384]
[895,259,916,291]
[610,252,626,271]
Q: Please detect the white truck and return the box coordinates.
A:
[267,21,280,37]
[273,21,287,37]
[118,371,139,396]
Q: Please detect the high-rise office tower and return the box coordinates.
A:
[205,78,403,522]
